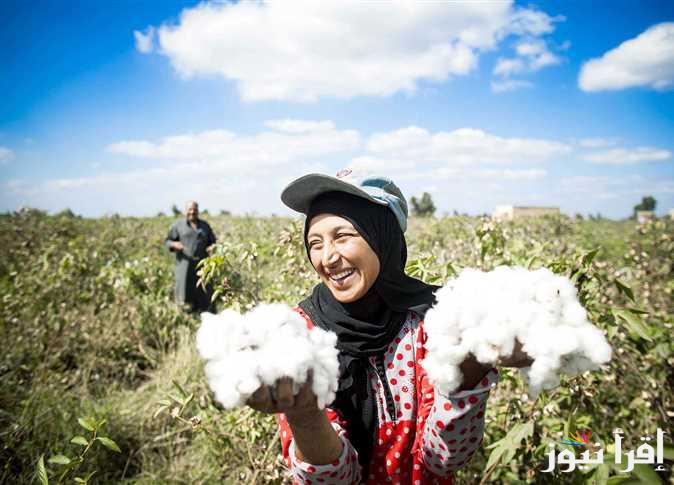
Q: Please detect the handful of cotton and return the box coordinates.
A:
[423,266,612,397]
[196,303,339,409]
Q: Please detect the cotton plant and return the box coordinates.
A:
[423,266,612,397]
[197,303,340,409]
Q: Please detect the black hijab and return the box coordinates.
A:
[298,191,439,477]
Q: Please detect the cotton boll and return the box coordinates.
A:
[556,279,578,301]
[533,283,559,306]
[560,353,596,377]
[424,266,612,397]
[422,357,464,394]
[577,326,612,364]
[196,310,245,359]
[473,341,502,363]
[197,303,340,409]
[549,326,580,356]
[562,301,589,326]
[483,318,515,358]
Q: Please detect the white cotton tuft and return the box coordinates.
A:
[424,266,612,397]
[196,303,339,409]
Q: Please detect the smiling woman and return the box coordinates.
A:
[306,214,381,303]
[244,172,514,484]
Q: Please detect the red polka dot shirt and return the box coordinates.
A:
[277,309,499,484]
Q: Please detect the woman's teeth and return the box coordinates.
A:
[330,269,355,281]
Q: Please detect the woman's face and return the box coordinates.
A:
[307,214,381,303]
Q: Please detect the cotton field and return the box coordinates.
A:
[1,212,671,484]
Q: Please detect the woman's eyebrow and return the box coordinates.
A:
[307,225,356,239]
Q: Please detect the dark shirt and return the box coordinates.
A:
[165,218,216,310]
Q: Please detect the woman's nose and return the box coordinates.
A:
[321,242,340,267]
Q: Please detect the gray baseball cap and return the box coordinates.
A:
[281,169,409,233]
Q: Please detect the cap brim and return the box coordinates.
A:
[281,173,387,214]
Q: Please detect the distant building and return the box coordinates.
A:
[669,209,674,220]
[636,210,655,224]
[492,205,560,221]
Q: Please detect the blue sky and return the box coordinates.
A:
[1,0,673,218]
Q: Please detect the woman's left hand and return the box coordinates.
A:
[497,339,534,368]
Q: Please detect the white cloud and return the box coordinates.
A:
[491,79,533,93]
[559,175,674,201]
[151,1,559,102]
[6,119,672,220]
[493,58,525,76]
[578,138,619,148]
[3,158,334,217]
[581,147,672,165]
[579,22,674,92]
[493,38,561,82]
[134,27,155,54]
[262,119,336,134]
[366,126,571,165]
[346,156,414,176]
[516,39,561,70]
[508,8,562,36]
[0,146,13,164]
[475,168,547,180]
[107,120,360,163]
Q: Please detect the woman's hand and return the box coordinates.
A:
[497,339,534,368]
[246,374,322,421]
[247,373,343,465]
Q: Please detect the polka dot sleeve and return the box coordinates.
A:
[421,368,499,476]
[286,421,361,485]
[278,410,361,485]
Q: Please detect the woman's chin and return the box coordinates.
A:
[329,285,371,303]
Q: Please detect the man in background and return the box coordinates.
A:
[165,200,217,312]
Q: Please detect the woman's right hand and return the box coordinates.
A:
[246,374,322,421]
[247,373,344,465]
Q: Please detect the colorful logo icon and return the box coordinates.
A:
[560,429,592,447]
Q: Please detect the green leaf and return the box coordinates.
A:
[571,269,583,285]
[153,405,169,419]
[484,439,507,471]
[662,444,674,461]
[502,421,534,449]
[606,476,632,485]
[70,436,88,446]
[525,254,538,269]
[77,417,96,432]
[613,309,653,342]
[96,436,121,453]
[184,393,194,406]
[631,463,662,485]
[484,421,534,471]
[74,478,86,484]
[582,248,600,266]
[81,471,97,483]
[626,307,649,315]
[47,454,71,465]
[484,438,503,450]
[593,463,609,485]
[560,414,579,454]
[36,455,49,485]
[614,279,635,302]
[157,399,171,407]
